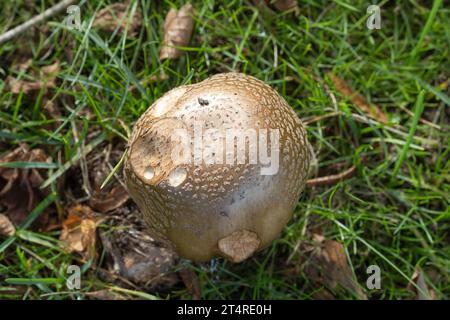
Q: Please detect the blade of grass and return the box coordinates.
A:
[40,132,106,189]
[19,193,57,230]
[390,90,426,183]
[410,0,443,61]
[0,162,60,169]
[100,150,126,189]
[5,278,64,285]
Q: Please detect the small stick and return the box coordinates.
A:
[0,0,76,45]
[306,165,356,187]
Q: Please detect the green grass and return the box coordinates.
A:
[0,0,449,300]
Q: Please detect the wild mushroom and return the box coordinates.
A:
[124,73,311,262]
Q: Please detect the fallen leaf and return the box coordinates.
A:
[100,229,178,288]
[0,213,15,237]
[179,268,201,300]
[6,77,44,94]
[329,73,389,124]
[89,185,129,213]
[60,205,98,261]
[160,3,194,60]
[253,0,299,14]
[272,0,299,13]
[6,60,60,94]
[0,144,52,228]
[304,234,367,299]
[93,3,142,37]
[407,268,435,300]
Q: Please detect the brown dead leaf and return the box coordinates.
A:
[89,185,129,213]
[407,268,435,300]
[6,60,60,94]
[272,0,299,13]
[60,205,99,261]
[305,234,367,299]
[6,77,44,94]
[253,0,299,14]
[179,268,201,300]
[329,73,389,124]
[100,229,178,288]
[0,213,16,237]
[0,144,52,228]
[160,3,194,60]
[93,3,142,37]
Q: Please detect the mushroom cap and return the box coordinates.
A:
[124,73,311,262]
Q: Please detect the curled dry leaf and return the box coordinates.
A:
[0,144,52,228]
[6,60,60,94]
[407,268,435,300]
[89,185,129,213]
[179,268,201,300]
[328,73,389,124]
[253,0,299,14]
[304,234,367,299]
[0,213,16,237]
[93,3,142,37]
[59,204,99,261]
[160,3,194,60]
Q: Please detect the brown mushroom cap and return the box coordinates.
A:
[124,73,311,262]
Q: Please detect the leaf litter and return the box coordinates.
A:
[0,213,15,237]
[93,2,142,37]
[329,73,389,124]
[5,60,60,94]
[407,267,436,300]
[62,142,179,290]
[160,3,194,60]
[0,144,53,229]
[301,233,368,299]
[179,268,201,300]
[59,204,100,261]
[253,0,300,14]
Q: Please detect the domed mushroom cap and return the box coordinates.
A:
[124,73,311,262]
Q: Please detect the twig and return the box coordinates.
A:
[306,165,356,187]
[0,0,76,45]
